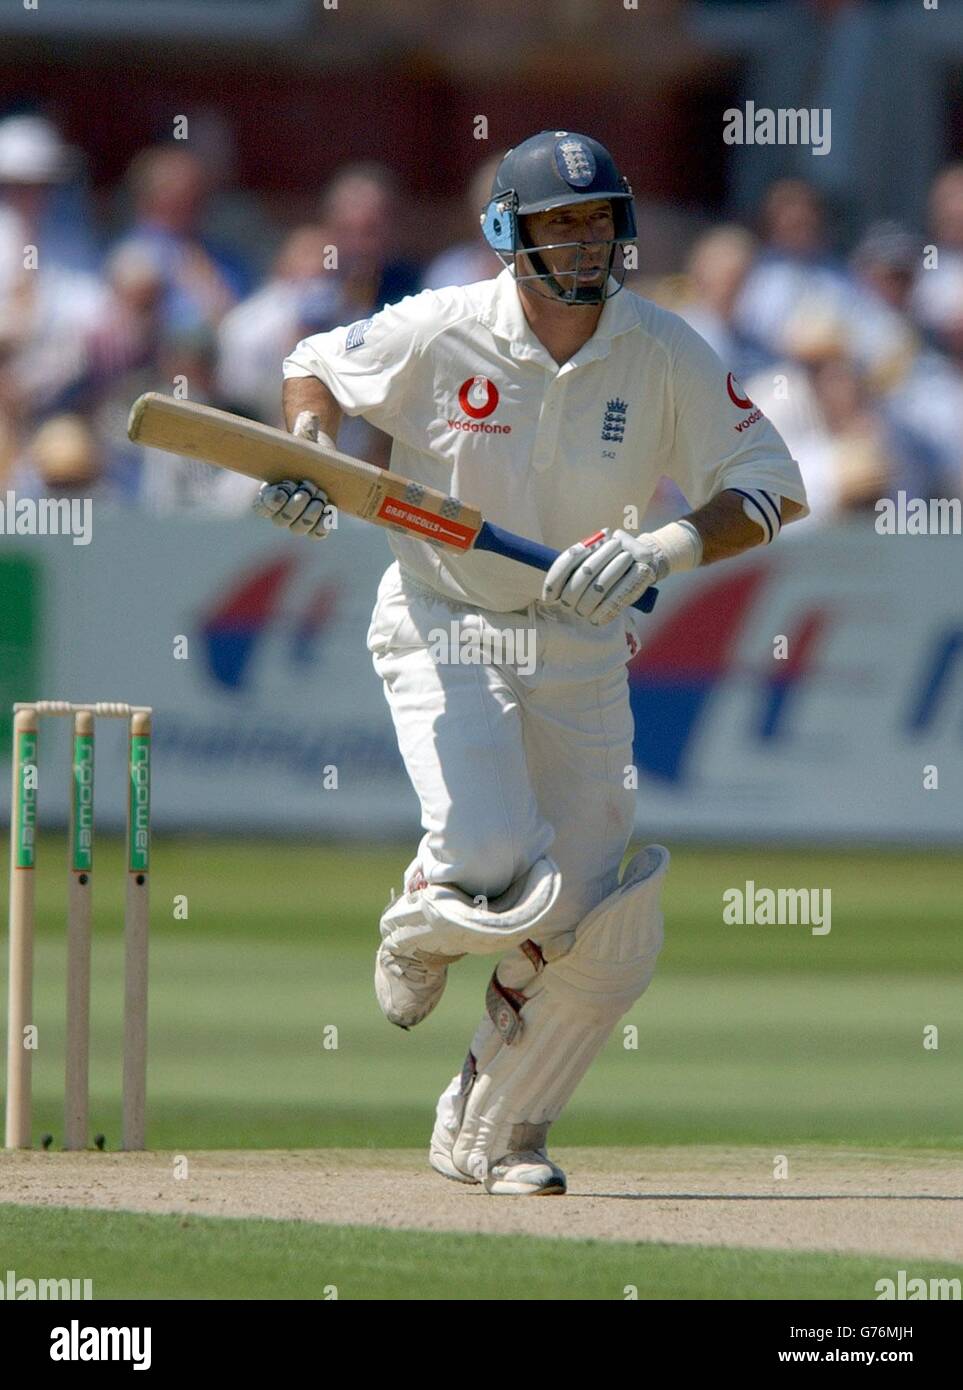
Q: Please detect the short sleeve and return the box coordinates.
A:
[665,316,810,516]
[282,292,433,432]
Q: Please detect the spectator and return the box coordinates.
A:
[421,155,503,290]
[746,308,945,520]
[319,163,420,319]
[0,115,114,432]
[13,413,123,506]
[676,225,771,379]
[94,243,166,385]
[852,221,918,316]
[308,164,421,466]
[738,179,911,381]
[734,179,849,357]
[216,224,342,425]
[0,112,100,274]
[139,328,259,514]
[915,279,963,496]
[0,408,16,488]
[84,244,166,481]
[912,163,963,350]
[853,222,963,497]
[112,145,247,339]
[178,106,281,284]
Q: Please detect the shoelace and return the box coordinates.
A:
[494,1149,551,1169]
[385,950,446,985]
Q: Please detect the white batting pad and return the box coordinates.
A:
[443,845,669,1179]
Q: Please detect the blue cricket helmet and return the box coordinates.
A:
[480,130,637,303]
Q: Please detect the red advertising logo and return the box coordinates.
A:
[458,376,500,419]
[726,373,753,410]
[376,497,477,550]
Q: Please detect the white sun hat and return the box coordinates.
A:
[0,114,79,184]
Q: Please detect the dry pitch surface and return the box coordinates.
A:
[2,1147,961,1261]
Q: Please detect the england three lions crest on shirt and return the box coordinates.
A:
[601,398,627,446]
[283,269,807,612]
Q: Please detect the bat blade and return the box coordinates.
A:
[127,393,658,613]
[127,393,483,550]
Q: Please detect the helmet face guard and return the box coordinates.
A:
[481,190,636,304]
[480,132,638,305]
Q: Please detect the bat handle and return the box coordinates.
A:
[474,522,659,614]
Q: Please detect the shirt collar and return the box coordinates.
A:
[479,266,639,366]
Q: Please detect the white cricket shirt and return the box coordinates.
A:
[283,268,809,612]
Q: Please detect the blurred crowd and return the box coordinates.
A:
[0,112,960,523]
[668,176,963,520]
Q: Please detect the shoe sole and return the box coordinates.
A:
[484,1178,567,1196]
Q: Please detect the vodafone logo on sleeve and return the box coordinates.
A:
[726,372,753,409]
[450,375,511,433]
[727,372,763,432]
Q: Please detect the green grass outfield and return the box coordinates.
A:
[4,837,961,1152]
[2,839,960,1300]
[4,1204,961,1300]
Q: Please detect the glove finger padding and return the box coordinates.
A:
[590,561,658,625]
[557,536,625,610]
[542,530,610,603]
[277,480,318,523]
[289,495,331,538]
[572,550,636,618]
[252,480,295,519]
[255,477,333,535]
[543,528,666,621]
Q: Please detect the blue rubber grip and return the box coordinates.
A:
[473,521,659,613]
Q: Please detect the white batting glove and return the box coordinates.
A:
[542,521,702,625]
[253,477,336,538]
[252,411,337,539]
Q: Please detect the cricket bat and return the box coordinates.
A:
[127,393,658,614]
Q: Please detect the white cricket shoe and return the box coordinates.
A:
[484,1150,567,1196]
[427,1110,564,1194]
[428,1134,480,1185]
[374,942,457,1029]
[428,1069,480,1184]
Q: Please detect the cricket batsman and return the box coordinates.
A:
[259,131,809,1195]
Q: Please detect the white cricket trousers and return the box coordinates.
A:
[366,562,642,939]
